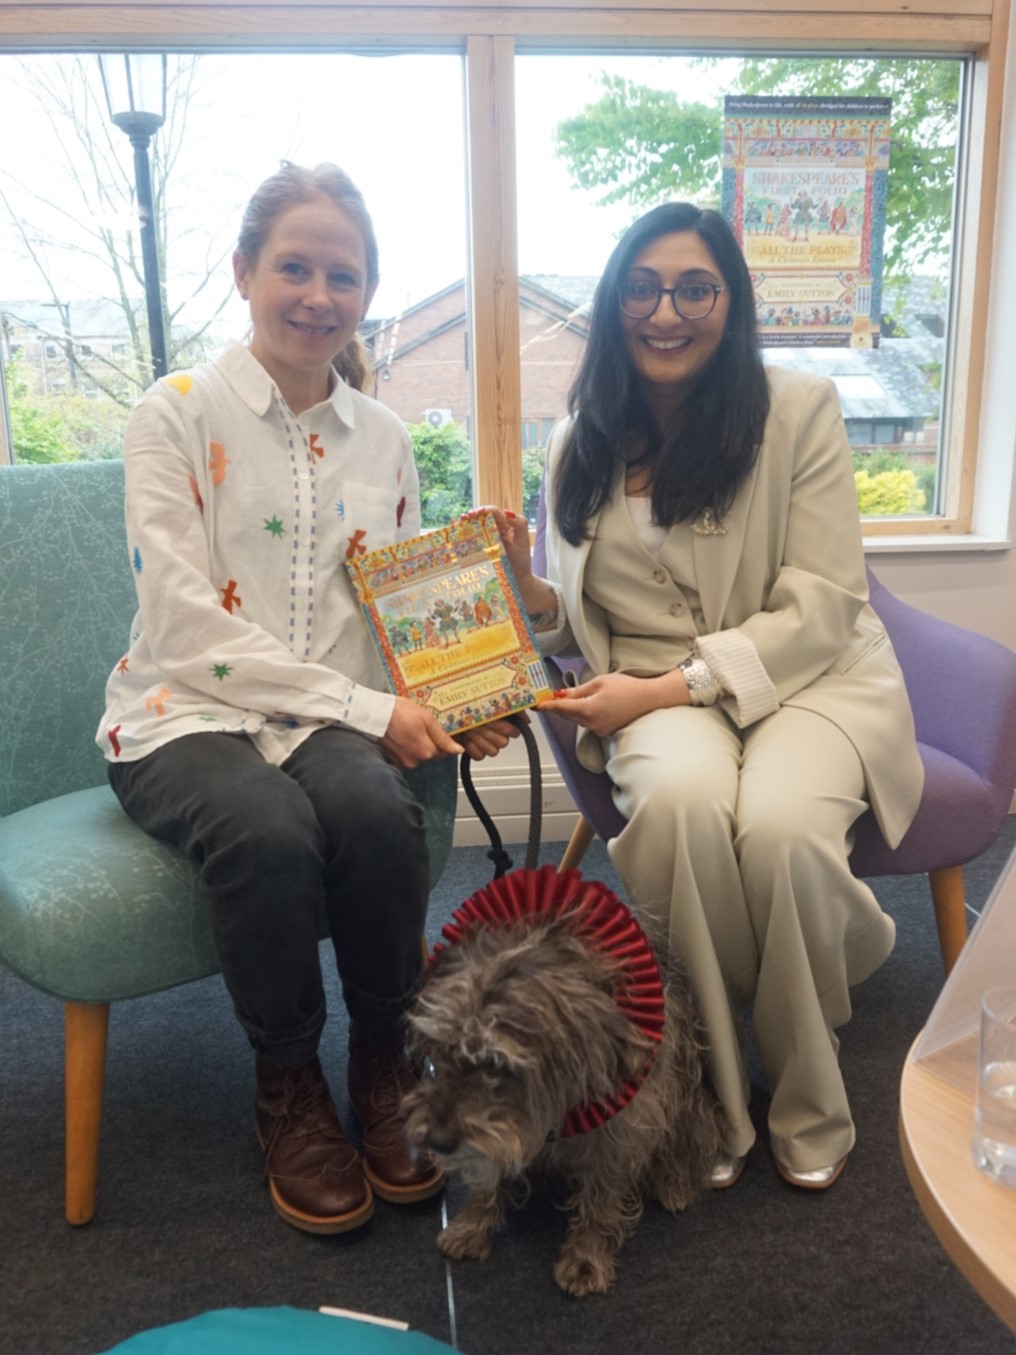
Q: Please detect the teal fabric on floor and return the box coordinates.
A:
[97,1306,457,1354]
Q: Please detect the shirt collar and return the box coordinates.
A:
[216,341,358,427]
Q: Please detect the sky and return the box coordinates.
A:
[185,51,734,319]
[0,49,954,341]
[0,51,737,332]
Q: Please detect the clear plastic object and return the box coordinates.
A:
[912,841,1016,1097]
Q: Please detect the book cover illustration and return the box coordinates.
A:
[345,512,554,734]
[722,95,892,349]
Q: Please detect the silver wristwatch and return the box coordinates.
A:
[679,655,721,707]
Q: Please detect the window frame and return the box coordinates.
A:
[0,0,1008,542]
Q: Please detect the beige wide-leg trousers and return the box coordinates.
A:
[605,702,895,1172]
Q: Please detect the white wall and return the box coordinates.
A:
[453,719,580,848]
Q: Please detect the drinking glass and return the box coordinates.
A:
[973,985,1016,1187]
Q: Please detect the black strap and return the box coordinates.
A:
[459,713,542,879]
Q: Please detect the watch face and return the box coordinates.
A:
[680,656,718,706]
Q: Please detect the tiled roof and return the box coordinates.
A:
[766,338,942,421]
[1,298,137,338]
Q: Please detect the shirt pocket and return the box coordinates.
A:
[337,481,402,553]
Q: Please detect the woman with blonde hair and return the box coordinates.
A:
[98,162,513,1233]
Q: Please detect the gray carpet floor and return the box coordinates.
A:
[4,824,1016,1355]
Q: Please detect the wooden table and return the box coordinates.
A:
[900,1040,1016,1333]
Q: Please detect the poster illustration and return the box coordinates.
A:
[721,96,892,347]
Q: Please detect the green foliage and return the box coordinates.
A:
[410,424,939,522]
[409,421,549,526]
[409,421,473,527]
[6,355,129,463]
[915,463,937,512]
[554,58,960,278]
[6,356,71,463]
[852,449,936,512]
[852,449,909,476]
[555,76,720,210]
[919,361,942,393]
[854,467,927,516]
[9,399,72,464]
[521,445,547,523]
[51,394,129,461]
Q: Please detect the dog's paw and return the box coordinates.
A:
[654,1179,695,1212]
[437,1219,493,1262]
[553,1249,616,1297]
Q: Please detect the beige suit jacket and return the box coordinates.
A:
[539,365,924,849]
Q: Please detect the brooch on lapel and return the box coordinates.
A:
[690,508,728,536]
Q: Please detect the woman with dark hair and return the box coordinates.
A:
[557,203,769,548]
[98,162,516,1235]
[491,202,923,1190]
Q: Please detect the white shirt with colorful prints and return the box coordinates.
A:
[97,341,420,765]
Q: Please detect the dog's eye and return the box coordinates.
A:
[422,1055,437,1080]
[480,1065,519,1094]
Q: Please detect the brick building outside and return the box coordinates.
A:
[361,269,943,456]
[364,274,594,440]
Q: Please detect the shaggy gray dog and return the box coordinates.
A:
[403,913,723,1296]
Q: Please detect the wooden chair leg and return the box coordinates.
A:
[929,865,969,977]
[65,1000,110,1226]
[558,816,596,873]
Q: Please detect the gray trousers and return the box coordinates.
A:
[109,727,430,1065]
[605,703,894,1172]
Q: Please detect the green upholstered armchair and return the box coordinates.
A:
[0,460,457,1225]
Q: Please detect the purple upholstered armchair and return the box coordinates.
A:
[533,495,1016,977]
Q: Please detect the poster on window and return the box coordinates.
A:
[721,96,891,348]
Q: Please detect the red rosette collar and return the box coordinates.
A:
[431,863,666,1137]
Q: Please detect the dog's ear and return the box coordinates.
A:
[459,1014,538,1072]
[554,970,653,1090]
[407,961,538,1073]
[482,929,653,1098]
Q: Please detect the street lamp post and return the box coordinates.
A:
[98,53,169,383]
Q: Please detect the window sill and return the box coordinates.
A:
[863,533,1011,554]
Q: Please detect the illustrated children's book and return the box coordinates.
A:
[345,512,554,734]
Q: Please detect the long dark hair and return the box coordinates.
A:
[556,202,770,545]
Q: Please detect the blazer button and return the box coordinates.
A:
[653,569,667,584]
[669,601,684,616]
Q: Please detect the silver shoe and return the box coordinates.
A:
[709,1154,747,1189]
[775,1154,848,1190]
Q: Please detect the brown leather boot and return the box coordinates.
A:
[255,1056,373,1234]
[347,1027,445,1204]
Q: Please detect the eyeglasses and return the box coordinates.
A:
[618,278,727,321]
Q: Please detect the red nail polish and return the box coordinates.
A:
[554,689,569,698]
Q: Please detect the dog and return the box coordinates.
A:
[403,891,723,1297]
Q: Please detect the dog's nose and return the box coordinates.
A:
[426,1131,459,1156]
